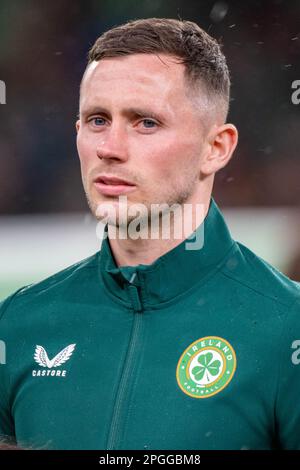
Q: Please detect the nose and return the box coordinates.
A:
[96,123,129,163]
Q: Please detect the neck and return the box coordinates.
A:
[107,197,211,267]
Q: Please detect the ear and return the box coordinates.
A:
[75,119,80,133]
[200,123,238,176]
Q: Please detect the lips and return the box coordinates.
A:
[95,175,135,186]
[94,175,136,196]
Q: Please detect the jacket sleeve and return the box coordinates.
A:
[0,294,18,442]
[275,296,300,449]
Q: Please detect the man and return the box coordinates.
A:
[0,18,300,450]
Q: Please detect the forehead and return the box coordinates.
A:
[80,54,189,109]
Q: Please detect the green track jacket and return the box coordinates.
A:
[1,198,300,450]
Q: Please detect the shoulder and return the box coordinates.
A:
[0,251,100,320]
[221,241,300,309]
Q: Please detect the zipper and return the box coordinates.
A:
[106,280,143,450]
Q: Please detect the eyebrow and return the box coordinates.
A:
[80,106,166,121]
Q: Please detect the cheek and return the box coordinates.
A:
[142,137,197,178]
[77,133,95,170]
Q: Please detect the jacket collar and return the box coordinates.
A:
[98,198,235,308]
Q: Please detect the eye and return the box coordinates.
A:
[90,117,106,126]
[141,119,157,129]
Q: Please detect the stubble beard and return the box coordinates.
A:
[84,173,199,239]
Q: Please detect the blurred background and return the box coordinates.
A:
[0,0,300,299]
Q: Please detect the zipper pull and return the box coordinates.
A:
[126,280,143,313]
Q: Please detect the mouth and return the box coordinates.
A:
[94,175,136,196]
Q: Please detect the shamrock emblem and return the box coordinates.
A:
[192,352,221,382]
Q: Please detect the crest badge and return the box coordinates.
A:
[176,336,236,398]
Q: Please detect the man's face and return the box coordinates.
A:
[76,53,207,226]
